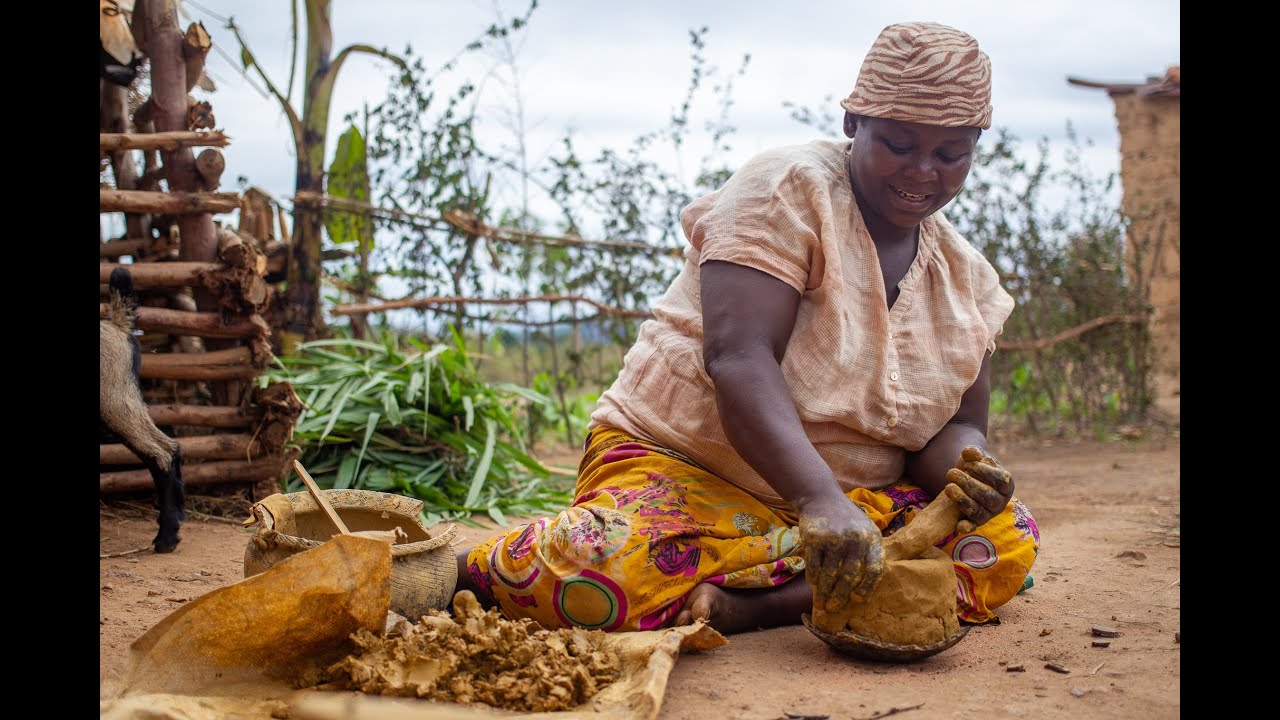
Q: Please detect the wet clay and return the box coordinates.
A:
[323,591,622,712]
[810,487,965,648]
[811,547,961,646]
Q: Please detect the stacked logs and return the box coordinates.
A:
[99,0,301,500]
[97,223,303,497]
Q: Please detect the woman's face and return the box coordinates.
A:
[844,114,981,231]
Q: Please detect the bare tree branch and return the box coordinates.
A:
[225,19,303,149]
[998,313,1147,352]
[329,43,409,79]
[332,294,653,319]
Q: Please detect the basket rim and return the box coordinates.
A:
[246,489,455,556]
[255,524,456,555]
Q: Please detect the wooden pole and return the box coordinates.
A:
[217,227,266,272]
[99,262,220,287]
[99,262,270,313]
[182,21,212,94]
[141,346,253,368]
[333,294,653,319]
[276,205,292,245]
[264,240,288,281]
[237,274,271,309]
[163,288,206,355]
[141,0,242,404]
[195,148,225,190]
[138,363,260,381]
[100,433,264,464]
[238,187,275,242]
[99,189,240,215]
[99,304,268,339]
[139,0,219,261]
[147,404,260,428]
[100,130,230,152]
[100,455,290,493]
[139,166,168,189]
[100,83,151,241]
[99,238,151,259]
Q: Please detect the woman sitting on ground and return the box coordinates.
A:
[455,21,1040,634]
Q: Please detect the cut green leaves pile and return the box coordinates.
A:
[264,330,569,526]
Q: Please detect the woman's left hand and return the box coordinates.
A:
[943,446,1015,534]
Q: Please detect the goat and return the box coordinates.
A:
[99,1,140,88]
[101,267,185,552]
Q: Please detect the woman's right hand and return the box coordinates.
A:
[799,496,886,613]
[699,261,886,613]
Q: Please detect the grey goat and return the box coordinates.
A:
[101,267,185,552]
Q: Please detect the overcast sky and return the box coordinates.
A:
[155,0,1178,227]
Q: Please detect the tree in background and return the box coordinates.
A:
[325,121,374,339]
[228,0,406,349]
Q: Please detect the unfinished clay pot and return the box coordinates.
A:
[804,546,969,662]
[805,485,971,662]
[243,489,457,621]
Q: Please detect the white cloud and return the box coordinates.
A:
[171,0,1177,239]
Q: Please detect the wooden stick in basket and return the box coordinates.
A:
[293,459,351,536]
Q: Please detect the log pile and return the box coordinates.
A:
[99,0,301,500]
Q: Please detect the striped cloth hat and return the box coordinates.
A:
[840,22,993,129]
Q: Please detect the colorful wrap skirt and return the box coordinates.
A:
[466,427,1040,631]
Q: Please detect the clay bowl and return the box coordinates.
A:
[802,613,970,663]
[802,545,969,663]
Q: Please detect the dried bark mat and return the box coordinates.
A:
[99,534,727,720]
[326,591,622,711]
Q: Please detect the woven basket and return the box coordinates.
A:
[243,489,458,620]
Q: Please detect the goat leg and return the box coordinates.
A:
[144,445,185,553]
[115,431,184,553]
[102,328,185,553]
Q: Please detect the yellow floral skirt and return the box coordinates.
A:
[466,427,1039,631]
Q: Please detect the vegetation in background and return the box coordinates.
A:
[333,19,750,455]
[949,126,1148,438]
[235,4,1160,525]
[263,330,569,526]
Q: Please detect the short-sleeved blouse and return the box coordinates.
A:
[589,139,1014,512]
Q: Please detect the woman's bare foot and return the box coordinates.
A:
[673,579,812,635]
[454,547,497,609]
[674,584,745,633]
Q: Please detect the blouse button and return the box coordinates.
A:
[887,416,899,427]
[890,371,899,381]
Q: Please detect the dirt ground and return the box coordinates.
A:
[99,433,1180,719]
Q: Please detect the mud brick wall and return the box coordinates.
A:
[1113,93,1179,423]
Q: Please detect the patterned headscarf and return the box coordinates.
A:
[840,22,993,129]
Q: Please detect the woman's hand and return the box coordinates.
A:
[799,496,885,612]
[943,446,1015,534]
